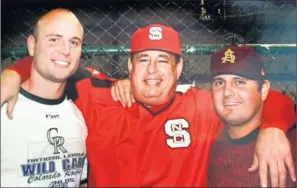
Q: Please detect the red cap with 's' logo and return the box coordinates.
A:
[130,24,182,56]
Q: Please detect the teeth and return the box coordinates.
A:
[54,61,68,66]
[145,80,160,85]
[224,103,240,106]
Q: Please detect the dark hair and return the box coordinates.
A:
[257,79,265,92]
[130,52,181,64]
[210,76,265,93]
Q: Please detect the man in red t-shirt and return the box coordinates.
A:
[208,46,296,187]
[1,24,296,187]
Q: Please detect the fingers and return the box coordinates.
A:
[116,85,126,107]
[248,154,259,172]
[285,153,296,183]
[259,159,268,188]
[7,96,18,119]
[130,90,136,104]
[132,96,136,103]
[269,159,279,187]
[112,83,129,107]
[129,88,136,104]
[117,83,127,107]
[111,79,134,108]
[1,97,6,107]
[114,85,121,104]
[277,159,287,187]
[111,85,117,102]
[123,87,132,108]
[1,89,8,107]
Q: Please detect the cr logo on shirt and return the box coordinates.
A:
[47,128,68,154]
[165,119,191,148]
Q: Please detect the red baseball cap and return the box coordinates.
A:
[130,24,182,56]
[210,46,266,80]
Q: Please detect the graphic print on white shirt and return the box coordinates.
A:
[1,88,88,187]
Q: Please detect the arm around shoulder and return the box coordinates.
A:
[1,69,22,107]
[261,89,295,132]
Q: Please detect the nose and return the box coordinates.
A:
[147,61,157,74]
[59,41,70,56]
[224,82,235,98]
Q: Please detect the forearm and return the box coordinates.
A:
[1,69,22,109]
[7,56,32,82]
[260,89,296,132]
[1,70,22,88]
[82,66,118,84]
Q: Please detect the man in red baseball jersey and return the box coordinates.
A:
[1,24,296,187]
[207,46,296,187]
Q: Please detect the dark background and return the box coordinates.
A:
[2,0,296,47]
[1,0,296,100]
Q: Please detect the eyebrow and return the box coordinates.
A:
[158,54,170,59]
[45,34,82,42]
[138,53,149,58]
[212,76,249,82]
[137,53,170,59]
[45,34,62,38]
[212,77,224,82]
[233,76,248,81]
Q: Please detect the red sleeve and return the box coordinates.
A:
[84,66,118,84]
[193,88,224,142]
[69,67,115,120]
[7,56,116,84]
[73,78,115,130]
[7,56,32,82]
[72,78,93,121]
[70,66,115,117]
[260,89,296,132]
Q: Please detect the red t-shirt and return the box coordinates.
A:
[8,56,296,187]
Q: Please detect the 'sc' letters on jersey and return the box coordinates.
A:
[165,119,191,148]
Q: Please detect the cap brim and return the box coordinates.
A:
[130,48,182,56]
[210,71,265,81]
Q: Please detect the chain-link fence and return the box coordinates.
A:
[1,0,296,101]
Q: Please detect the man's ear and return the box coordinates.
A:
[27,35,36,57]
[261,80,271,101]
[128,57,132,74]
[176,58,184,80]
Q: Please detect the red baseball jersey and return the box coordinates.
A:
[8,57,296,187]
[81,85,222,187]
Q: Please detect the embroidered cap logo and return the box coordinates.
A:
[149,27,163,40]
[221,49,236,63]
